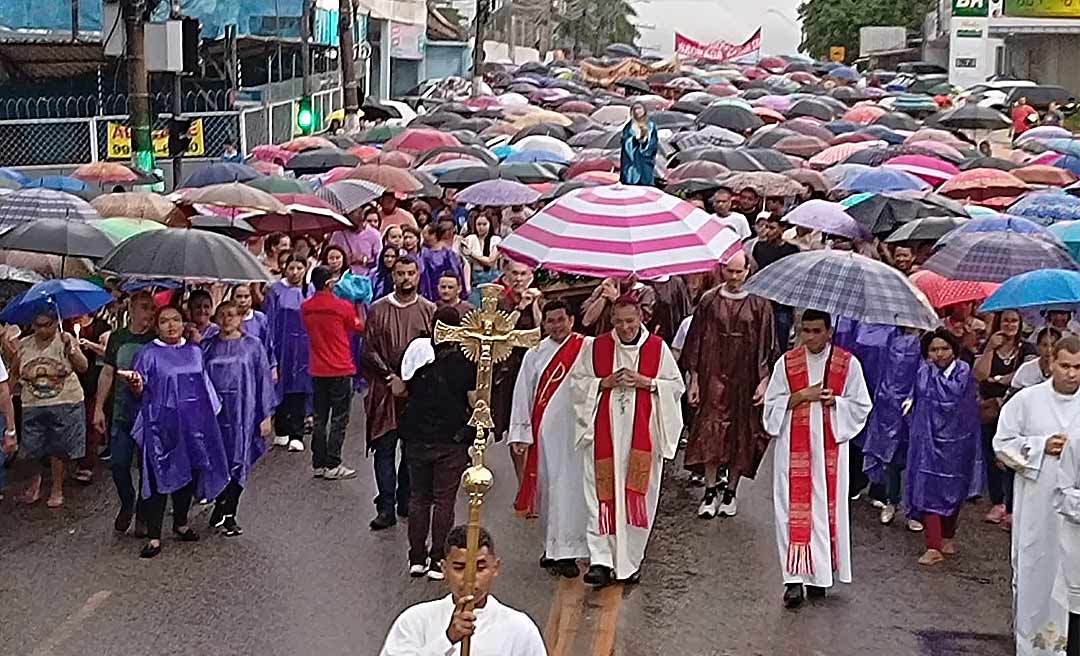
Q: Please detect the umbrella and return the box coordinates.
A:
[0,278,112,324]
[885,216,969,243]
[93,217,167,242]
[361,97,402,120]
[415,145,499,168]
[91,192,177,223]
[872,112,920,131]
[27,176,91,197]
[98,229,273,283]
[904,128,964,146]
[672,126,745,149]
[825,119,861,134]
[497,162,560,184]
[650,111,696,130]
[284,148,360,175]
[457,179,540,206]
[242,194,351,235]
[696,105,764,133]
[1042,139,1080,158]
[504,149,570,165]
[1009,190,1080,224]
[591,105,632,125]
[910,269,999,309]
[783,200,870,240]
[177,182,287,213]
[773,135,829,158]
[668,161,730,182]
[0,168,30,186]
[933,104,1009,131]
[0,218,119,259]
[892,94,941,115]
[0,178,19,191]
[282,136,337,152]
[72,162,138,185]
[841,190,965,234]
[357,125,405,144]
[742,250,939,329]
[980,269,1080,312]
[250,144,296,165]
[188,214,256,240]
[906,140,965,163]
[0,188,100,226]
[512,124,572,142]
[787,99,836,121]
[722,171,804,197]
[433,164,500,187]
[746,127,799,149]
[779,118,834,141]
[315,180,385,214]
[245,176,315,194]
[1017,126,1073,145]
[1012,165,1077,187]
[665,178,729,196]
[499,184,741,279]
[938,169,1030,205]
[1047,222,1080,259]
[701,148,795,172]
[843,104,887,124]
[925,231,1079,282]
[342,165,423,193]
[834,168,930,193]
[180,163,260,188]
[783,168,830,194]
[959,157,1018,172]
[565,158,618,180]
[882,155,959,186]
[249,160,285,176]
[823,163,872,188]
[809,141,885,168]
[616,79,651,95]
[375,150,417,168]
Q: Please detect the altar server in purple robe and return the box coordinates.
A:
[233,283,276,373]
[263,254,312,453]
[418,220,466,302]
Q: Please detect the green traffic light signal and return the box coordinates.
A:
[297,97,315,134]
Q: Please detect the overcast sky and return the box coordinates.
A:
[634,0,803,57]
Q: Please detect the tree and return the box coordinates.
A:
[556,0,639,58]
[798,0,931,61]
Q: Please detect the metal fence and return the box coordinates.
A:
[0,88,342,168]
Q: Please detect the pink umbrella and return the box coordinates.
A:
[464,95,502,110]
[753,107,786,124]
[904,140,964,161]
[883,155,960,187]
[842,104,887,124]
[499,184,742,279]
[905,128,965,146]
[910,270,999,309]
[830,132,878,145]
[384,128,461,155]
[250,144,295,166]
[781,118,833,141]
[754,95,796,112]
[706,83,738,97]
[808,141,886,169]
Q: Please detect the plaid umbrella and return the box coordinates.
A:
[456,179,541,206]
[1009,190,1080,224]
[743,250,939,329]
[672,126,745,149]
[910,270,999,308]
[0,188,100,227]
[924,231,1079,282]
[315,180,385,214]
[885,216,969,243]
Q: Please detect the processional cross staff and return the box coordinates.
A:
[433,283,541,656]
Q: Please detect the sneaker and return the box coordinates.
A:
[698,487,720,519]
[583,565,613,588]
[272,435,289,448]
[114,509,134,533]
[369,512,396,531]
[906,518,924,532]
[688,473,706,487]
[879,504,897,525]
[287,439,305,452]
[717,490,738,517]
[427,562,445,581]
[409,561,429,577]
[312,467,326,479]
[221,517,243,537]
[209,505,226,529]
[984,503,1007,524]
[98,444,112,461]
[322,465,357,480]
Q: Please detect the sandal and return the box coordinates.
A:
[74,470,93,485]
[139,542,162,559]
[46,495,64,509]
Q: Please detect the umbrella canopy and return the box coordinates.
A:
[315,179,385,214]
[189,214,256,239]
[1042,139,1080,158]
[497,162,560,183]
[665,178,729,196]
[283,148,360,174]
[722,171,804,197]
[91,192,177,223]
[72,161,138,185]
[281,135,336,152]
[809,141,885,168]
[938,169,1030,204]
[783,168,831,194]
[250,144,296,165]
[668,161,730,182]
[180,162,260,188]
[342,165,424,193]
[882,154,959,186]
[872,112,920,131]
[885,216,969,243]
[93,217,167,242]
[591,105,632,125]
[742,250,939,329]
[843,104,887,124]
[0,218,118,259]
[242,195,351,235]
[1049,221,1080,259]
[0,278,112,324]
[933,104,1010,131]
[1012,165,1077,187]
[245,176,315,194]
[700,148,795,172]
[357,125,405,144]
[0,188,100,226]
[696,105,764,132]
[498,184,741,279]
[27,176,91,197]
[834,168,930,193]
[456,179,541,206]
[671,126,745,149]
[925,231,1079,282]
[98,229,273,283]
[980,269,1080,312]
[910,269,999,309]
[787,99,836,121]
[177,182,286,213]
[512,136,575,162]
[1009,190,1080,224]
[773,135,829,158]
[841,190,965,234]
[783,200,870,240]
[746,127,798,149]
[906,127,968,146]
[780,118,835,141]
[958,156,1018,172]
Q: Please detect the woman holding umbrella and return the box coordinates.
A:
[620,102,659,186]
[263,254,313,453]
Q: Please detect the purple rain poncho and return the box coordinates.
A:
[131,340,229,501]
[202,335,276,486]
[242,309,277,370]
[263,280,312,401]
[418,246,466,302]
[905,359,985,517]
[833,318,900,446]
[861,330,921,483]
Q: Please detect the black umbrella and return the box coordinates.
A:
[787,98,836,121]
[188,214,257,240]
[549,79,590,95]
[434,165,499,187]
[697,147,794,172]
[457,117,496,132]
[284,148,360,174]
[884,216,969,243]
[450,130,485,146]
[829,86,864,104]
[935,104,1010,131]
[361,97,401,120]
[958,156,1019,171]
[605,43,640,58]
[741,89,772,100]
[696,105,764,133]
[326,135,357,149]
[616,79,651,95]
[412,112,465,129]
[587,129,624,150]
[509,82,540,94]
[665,177,728,196]
[512,123,571,142]
[844,191,967,235]
[747,127,799,149]
[498,162,560,183]
[440,102,476,116]
[650,111,695,129]
[872,112,920,131]
[98,229,273,283]
[0,218,118,259]
[518,61,549,75]
[647,72,677,85]
[670,100,706,115]
[568,129,606,147]
[565,114,602,135]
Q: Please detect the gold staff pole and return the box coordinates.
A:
[434,283,540,656]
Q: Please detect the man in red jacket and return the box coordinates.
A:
[301,266,364,481]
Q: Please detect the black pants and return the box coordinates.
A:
[405,441,469,565]
[1068,612,1080,656]
[848,440,869,498]
[982,421,1014,509]
[372,430,410,516]
[311,376,352,469]
[274,392,307,442]
[215,479,243,518]
[142,481,194,541]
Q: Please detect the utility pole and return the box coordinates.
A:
[470,0,490,96]
[170,0,184,189]
[338,0,361,132]
[71,0,80,40]
[298,0,314,133]
[122,0,155,174]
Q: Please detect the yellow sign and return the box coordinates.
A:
[829,46,846,63]
[106,119,205,159]
[1005,0,1080,17]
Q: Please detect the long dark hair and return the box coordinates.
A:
[321,244,348,275]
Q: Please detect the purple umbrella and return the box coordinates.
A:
[754,95,795,112]
[456,179,541,207]
[784,199,871,241]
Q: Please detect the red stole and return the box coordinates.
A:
[513,333,586,517]
[783,345,851,576]
[592,331,662,534]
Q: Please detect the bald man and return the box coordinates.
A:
[681,252,779,519]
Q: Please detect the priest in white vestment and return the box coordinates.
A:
[999,338,1080,656]
[1055,432,1080,656]
[570,296,684,587]
[762,309,872,609]
[509,300,590,578]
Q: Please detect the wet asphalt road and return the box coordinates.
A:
[0,402,1014,656]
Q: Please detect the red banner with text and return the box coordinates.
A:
[674,29,762,62]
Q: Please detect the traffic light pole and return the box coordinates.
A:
[123,0,155,174]
[338,0,361,132]
[299,0,314,134]
[171,2,184,190]
[470,0,489,97]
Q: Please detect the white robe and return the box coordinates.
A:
[1055,436,1080,614]
[996,381,1076,656]
[508,334,591,561]
[762,347,872,588]
[379,594,547,656]
[569,329,684,578]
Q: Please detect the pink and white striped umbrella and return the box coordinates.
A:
[499,184,742,280]
[883,155,960,187]
[808,140,886,169]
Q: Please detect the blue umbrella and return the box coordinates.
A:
[829,66,859,82]
[504,149,569,164]
[1043,139,1080,159]
[1009,190,1080,225]
[1049,221,1080,260]
[0,168,30,186]
[1053,155,1080,176]
[26,176,90,194]
[980,269,1080,312]
[835,168,930,194]
[824,120,860,135]
[0,278,112,324]
[180,162,260,189]
[860,125,906,145]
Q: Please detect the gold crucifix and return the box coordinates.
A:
[433,282,541,656]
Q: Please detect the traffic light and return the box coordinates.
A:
[297,96,315,135]
[168,117,193,157]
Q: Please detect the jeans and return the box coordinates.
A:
[405,442,469,565]
[982,421,1014,510]
[274,392,307,442]
[311,376,352,469]
[110,423,139,514]
[372,430,410,516]
[774,305,794,352]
